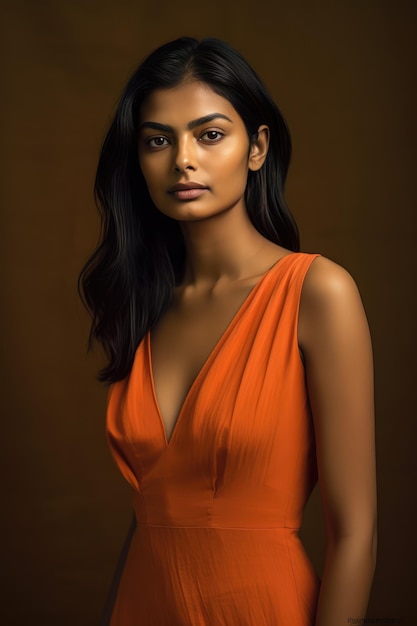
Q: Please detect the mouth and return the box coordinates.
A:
[168,182,209,201]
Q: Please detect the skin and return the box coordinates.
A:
[299,261,377,625]
[133,80,377,626]
[138,80,285,433]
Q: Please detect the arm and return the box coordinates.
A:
[99,513,137,626]
[299,257,377,626]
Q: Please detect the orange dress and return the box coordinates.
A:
[106,252,321,626]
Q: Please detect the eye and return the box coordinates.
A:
[147,136,169,148]
[199,130,224,143]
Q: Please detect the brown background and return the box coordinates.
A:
[1,0,416,624]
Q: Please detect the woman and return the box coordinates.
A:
[80,37,377,626]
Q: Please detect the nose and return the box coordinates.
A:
[174,135,197,173]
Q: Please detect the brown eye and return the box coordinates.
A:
[148,136,169,148]
[199,130,224,142]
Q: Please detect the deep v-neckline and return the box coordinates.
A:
[147,253,294,447]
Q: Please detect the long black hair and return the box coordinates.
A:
[79,36,299,383]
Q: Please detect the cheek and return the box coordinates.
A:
[213,149,250,188]
[222,139,250,169]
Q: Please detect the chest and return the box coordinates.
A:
[149,284,256,442]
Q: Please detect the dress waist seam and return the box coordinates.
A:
[135,522,300,531]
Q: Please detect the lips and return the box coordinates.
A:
[168,182,208,201]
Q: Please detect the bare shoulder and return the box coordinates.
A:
[302,255,361,306]
[299,256,369,353]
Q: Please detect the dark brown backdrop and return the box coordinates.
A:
[1,1,415,624]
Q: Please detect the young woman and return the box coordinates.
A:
[80,37,377,626]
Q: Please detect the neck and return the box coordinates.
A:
[179,203,276,285]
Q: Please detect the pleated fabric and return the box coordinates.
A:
[106,252,321,625]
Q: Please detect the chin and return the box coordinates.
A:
[156,203,225,222]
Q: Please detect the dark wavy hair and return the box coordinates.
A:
[79,36,299,383]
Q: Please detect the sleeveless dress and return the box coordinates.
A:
[106,252,321,626]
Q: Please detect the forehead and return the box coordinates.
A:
[139,81,241,126]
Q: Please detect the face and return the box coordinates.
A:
[138,81,268,222]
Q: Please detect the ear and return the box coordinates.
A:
[248,125,269,171]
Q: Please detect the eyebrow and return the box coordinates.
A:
[139,113,233,133]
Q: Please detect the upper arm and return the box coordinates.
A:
[299,256,377,542]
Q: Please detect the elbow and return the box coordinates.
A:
[327,515,378,570]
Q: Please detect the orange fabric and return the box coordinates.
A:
[106,252,321,625]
